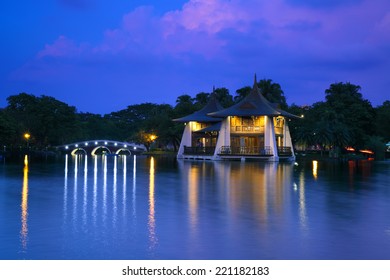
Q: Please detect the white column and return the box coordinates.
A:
[264,116,279,161]
[213,118,230,159]
[177,122,193,159]
[284,122,296,160]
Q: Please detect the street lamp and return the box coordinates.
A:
[150,134,157,141]
[24,133,31,149]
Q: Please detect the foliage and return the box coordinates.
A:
[374,101,390,141]
[290,82,379,156]
[324,82,375,148]
[0,81,389,159]
[234,79,288,109]
[214,87,234,108]
[258,79,288,110]
[4,93,80,148]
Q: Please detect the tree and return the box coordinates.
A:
[0,109,17,146]
[324,82,375,148]
[5,93,80,147]
[258,79,288,109]
[234,80,287,108]
[234,86,251,103]
[193,92,210,110]
[214,87,234,107]
[174,94,196,117]
[374,101,390,142]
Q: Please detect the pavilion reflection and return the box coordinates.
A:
[20,155,29,251]
[179,160,297,232]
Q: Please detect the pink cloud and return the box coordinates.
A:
[25,0,390,62]
[94,6,162,55]
[37,35,87,58]
[162,0,251,35]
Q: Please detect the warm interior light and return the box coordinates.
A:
[359,149,374,155]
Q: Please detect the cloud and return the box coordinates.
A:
[162,0,252,35]
[9,0,390,113]
[14,0,390,73]
[37,36,87,59]
[37,0,390,61]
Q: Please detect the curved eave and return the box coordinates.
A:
[208,108,302,119]
[278,110,302,119]
[173,115,223,122]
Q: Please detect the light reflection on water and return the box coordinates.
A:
[2,156,390,259]
[148,157,157,252]
[20,155,29,252]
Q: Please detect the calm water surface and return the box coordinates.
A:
[1,155,390,260]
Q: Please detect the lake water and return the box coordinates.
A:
[0,155,390,260]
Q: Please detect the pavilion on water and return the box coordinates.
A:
[173,76,300,161]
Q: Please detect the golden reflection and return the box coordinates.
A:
[148,156,157,250]
[228,163,270,223]
[20,155,29,251]
[312,160,318,179]
[188,163,199,231]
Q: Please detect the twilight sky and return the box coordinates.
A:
[1,0,389,114]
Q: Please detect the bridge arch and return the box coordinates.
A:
[91,146,112,156]
[115,148,132,155]
[71,148,87,156]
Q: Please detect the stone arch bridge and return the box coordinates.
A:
[56,140,146,156]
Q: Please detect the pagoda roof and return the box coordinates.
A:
[173,92,223,122]
[208,75,300,119]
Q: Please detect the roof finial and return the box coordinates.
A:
[253,73,259,91]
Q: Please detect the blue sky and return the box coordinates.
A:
[1,0,389,114]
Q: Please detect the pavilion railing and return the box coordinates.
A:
[218,146,273,156]
[277,146,293,156]
[183,146,216,155]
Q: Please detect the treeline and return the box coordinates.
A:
[0,80,389,157]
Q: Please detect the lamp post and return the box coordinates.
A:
[24,133,31,150]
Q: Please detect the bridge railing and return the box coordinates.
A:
[56,139,147,155]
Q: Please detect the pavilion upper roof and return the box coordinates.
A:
[173,92,223,122]
[208,76,300,119]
